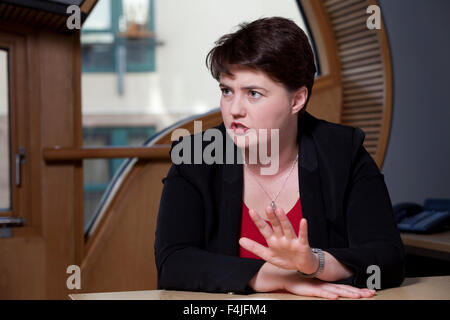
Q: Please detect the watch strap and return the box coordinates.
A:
[296,248,324,278]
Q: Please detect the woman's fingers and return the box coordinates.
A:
[275,208,297,240]
[239,237,272,261]
[265,207,284,238]
[299,218,309,246]
[286,278,376,300]
[306,287,339,300]
[323,284,376,299]
[337,284,376,297]
[265,207,297,240]
[322,285,362,299]
[248,209,273,239]
[317,290,339,300]
[287,279,338,300]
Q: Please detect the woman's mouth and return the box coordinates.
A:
[231,122,249,135]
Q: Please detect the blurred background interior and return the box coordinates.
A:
[0,0,449,299]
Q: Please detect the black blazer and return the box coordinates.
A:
[154,112,405,294]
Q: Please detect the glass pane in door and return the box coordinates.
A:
[0,49,11,211]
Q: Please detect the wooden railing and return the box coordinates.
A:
[43,145,172,162]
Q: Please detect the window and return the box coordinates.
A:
[83,126,156,230]
[81,0,156,72]
[0,49,10,211]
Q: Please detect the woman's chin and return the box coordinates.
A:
[231,133,258,150]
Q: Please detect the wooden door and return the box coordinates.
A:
[0,23,83,300]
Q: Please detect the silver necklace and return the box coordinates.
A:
[244,153,299,210]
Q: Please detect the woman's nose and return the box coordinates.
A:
[229,95,246,117]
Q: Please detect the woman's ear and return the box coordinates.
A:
[291,87,308,115]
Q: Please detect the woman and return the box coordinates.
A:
[154,17,405,299]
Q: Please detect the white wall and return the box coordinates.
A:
[82,0,306,129]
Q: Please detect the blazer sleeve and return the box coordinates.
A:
[154,163,265,294]
[326,128,406,289]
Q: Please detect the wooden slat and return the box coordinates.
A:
[56,17,70,32]
[45,14,63,29]
[323,0,343,7]
[9,6,21,20]
[341,105,383,115]
[364,142,377,147]
[16,7,31,23]
[339,33,377,50]
[31,10,45,25]
[344,84,384,96]
[3,4,14,18]
[0,3,74,33]
[344,99,383,108]
[340,49,379,63]
[328,1,368,20]
[359,127,382,134]
[335,24,368,38]
[40,12,53,27]
[333,16,367,32]
[327,0,364,14]
[340,42,380,57]
[343,77,383,89]
[336,29,371,45]
[363,143,378,149]
[332,8,366,25]
[0,3,7,18]
[343,90,384,104]
[342,118,382,127]
[341,63,381,76]
[341,50,381,63]
[341,113,382,121]
[43,146,172,162]
[363,135,379,142]
[81,0,98,14]
[342,56,381,69]
[365,144,377,150]
[342,69,383,81]
[343,91,383,102]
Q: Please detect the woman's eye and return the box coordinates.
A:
[249,90,262,99]
[221,88,232,96]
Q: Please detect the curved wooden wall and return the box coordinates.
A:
[322,0,393,165]
[80,0,393,293]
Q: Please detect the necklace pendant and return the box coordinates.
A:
[271,201,276,210]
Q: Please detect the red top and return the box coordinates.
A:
[239,198,303,260]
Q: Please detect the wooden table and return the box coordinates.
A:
[401,231,450,260]
[70,276,450,300]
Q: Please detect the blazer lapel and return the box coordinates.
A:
[221,127,244,256]
[298,114,330,249]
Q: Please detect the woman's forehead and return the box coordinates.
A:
[220,67,274,87]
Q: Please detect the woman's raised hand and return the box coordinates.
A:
[239,206,319,275]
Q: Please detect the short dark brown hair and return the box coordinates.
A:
[206,16,317,111]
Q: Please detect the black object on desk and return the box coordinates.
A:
[394,199,450,233]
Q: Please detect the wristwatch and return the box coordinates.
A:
[297,248,324,278]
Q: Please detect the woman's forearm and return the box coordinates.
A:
[314,251,354,282]
[249,251,354,293]
[248,262,294,292]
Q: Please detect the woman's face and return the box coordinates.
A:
[219,66,304,150]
